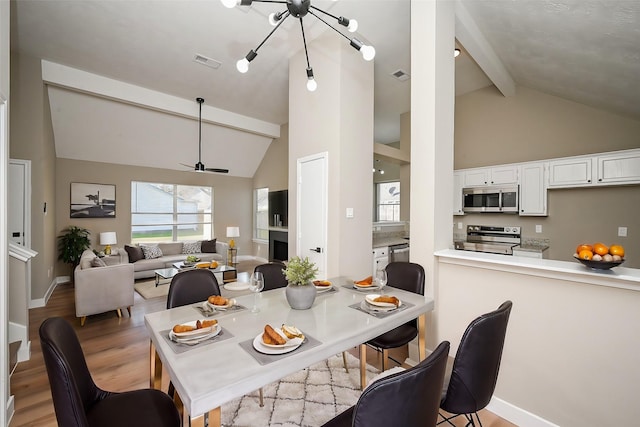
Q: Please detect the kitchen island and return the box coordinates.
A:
[432,248,640,427]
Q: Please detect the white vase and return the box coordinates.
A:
[285,283,317,310]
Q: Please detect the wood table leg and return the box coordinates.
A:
[359,344,367,390]
[418,313,426,362]
[150,341,162,390]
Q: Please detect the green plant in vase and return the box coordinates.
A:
[58,226,91,278]
[283,256,319,309]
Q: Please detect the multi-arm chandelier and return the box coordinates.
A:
[221,0,375,92]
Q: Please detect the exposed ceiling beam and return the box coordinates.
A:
[41,60,281,139]
[455,1,516,97]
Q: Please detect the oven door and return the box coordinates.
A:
[389,243,410,263]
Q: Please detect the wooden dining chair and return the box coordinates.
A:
[39,317,181,427]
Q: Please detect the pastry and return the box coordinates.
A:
[373,295,400,307]
[281,324,304,339]
[172,324,196,333]
[197,319,218,329]
[313,280,331,287]
[354,276,373,286]
[262,324,286,345]
[208,295,229,306]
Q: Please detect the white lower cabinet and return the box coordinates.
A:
[519,162,548,216]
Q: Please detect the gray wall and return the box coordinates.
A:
[455,85,640,267]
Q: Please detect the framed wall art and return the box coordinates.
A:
[70,182,116,218]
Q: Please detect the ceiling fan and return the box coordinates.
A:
[180,97,229,174]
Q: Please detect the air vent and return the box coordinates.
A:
[391,69,410,82]
[193,54,222,70]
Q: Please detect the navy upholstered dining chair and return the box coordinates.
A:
[322,340,450,427]
[39,317,181,427]
[166,268,221,309]
[438,300,513,427]
[363,261,425,376]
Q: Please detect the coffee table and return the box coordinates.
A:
[154,267,178,286]
[172,262,238,283]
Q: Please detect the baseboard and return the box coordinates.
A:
[30,276,66,308]
[407,346,558,427]
[487,397,559,427]
[8,322,31,363]
[6,395,14,427]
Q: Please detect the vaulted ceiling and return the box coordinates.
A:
[11,0,640,177]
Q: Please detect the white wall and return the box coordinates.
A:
[437,260,640,426]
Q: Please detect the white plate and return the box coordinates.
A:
[314,281,333,292]
[171,320,217,338]
[224,281,250,291]
[205,298,236,311]
[252,329,304,354]
[353,282,382,291]
[169,324,222,344]
[360,300,397,313]
[365,294,402,308]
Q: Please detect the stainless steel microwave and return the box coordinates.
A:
[462,186,519,213]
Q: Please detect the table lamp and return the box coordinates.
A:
[226,227,239,248]
[99,232,117,255]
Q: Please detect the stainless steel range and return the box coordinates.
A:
[454,225,521,255]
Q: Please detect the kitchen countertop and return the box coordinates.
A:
[436,248,640,292]
[372,237,409,249]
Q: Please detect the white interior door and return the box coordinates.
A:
[9,159,30,246]
[297,153,328,279]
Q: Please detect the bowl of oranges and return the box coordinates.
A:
[573,243,625,270]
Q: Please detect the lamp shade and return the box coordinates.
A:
[99,232,117,245]
[226,227,240,238]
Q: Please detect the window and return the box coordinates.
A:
[254,187,269,241]
[376,181,400,222]
[131,182,213,243]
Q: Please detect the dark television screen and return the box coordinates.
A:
[268,190,288,227]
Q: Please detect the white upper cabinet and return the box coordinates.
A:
[548,157,593,187]
[519,162,548,216]
[596,150,640,185]
[462,165,518,187]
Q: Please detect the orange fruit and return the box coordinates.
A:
[593,243,609,256]
[576,244,593,254]
[578,249,593,260]
[609,245,625,257]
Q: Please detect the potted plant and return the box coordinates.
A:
[283,256,319,309]
[58,226,91,278]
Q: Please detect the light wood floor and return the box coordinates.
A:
[10,279,516,427]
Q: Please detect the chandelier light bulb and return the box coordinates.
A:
[221,0,238,8]
[236,58,250,73]
[454,48,461,57]
[372,168,376,173]
[347,19,358,32]
[268,12,281,26]
[380,170,385,174]
[361,44,376,61]
[307,78,317,92]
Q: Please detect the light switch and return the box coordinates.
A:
[618,226,628,237]
[535,225,542,233]
[346,208,354,218]
[458,222,463,230]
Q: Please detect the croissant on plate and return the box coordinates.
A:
[262,324,286,345]
[373,295,400,307]
[208,295,229,306]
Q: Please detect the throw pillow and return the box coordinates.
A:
[125,244,145,263]
[141,244,163,259]
[182,241,201,254]
[91,257,107,268]
[201,239,217,253]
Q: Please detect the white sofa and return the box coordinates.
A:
[74,249,135,326]
[122,241,228,280]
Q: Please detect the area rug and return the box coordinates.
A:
[221,353,380,427]
[134,279,168,299]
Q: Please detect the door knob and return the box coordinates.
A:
[309,247,322,253]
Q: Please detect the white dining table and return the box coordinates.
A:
[144,277,435,427]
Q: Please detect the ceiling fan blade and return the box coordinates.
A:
[205,167,229,174]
